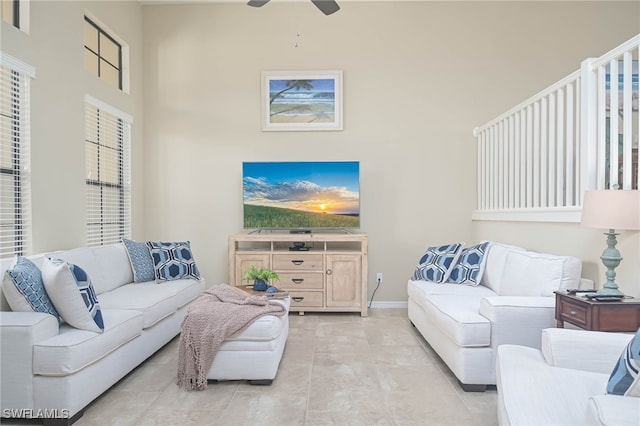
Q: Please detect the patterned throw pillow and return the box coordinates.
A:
[146,241,201,283]
[2,256,59,317]
[607,328,640,396]
[447,241,491,286]
[122,238,155,282]
[41,258,104,333]
[411,242,464,283]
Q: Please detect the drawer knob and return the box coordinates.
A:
[570,310,577,315]
[326,269,333,275]
[292,297,304,302]
[291,260,304,265]
[291,278,304,284]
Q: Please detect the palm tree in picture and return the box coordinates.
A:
[269,80,314,104]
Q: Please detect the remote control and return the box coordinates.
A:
[585,294,624,301]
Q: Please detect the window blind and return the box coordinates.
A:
[0,53,34,258]
[85,96,131,247]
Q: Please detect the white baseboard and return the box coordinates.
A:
[369,301,408,309]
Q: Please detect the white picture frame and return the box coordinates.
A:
[261,70,343,131]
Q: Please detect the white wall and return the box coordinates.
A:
[1,0,145,252]
[3,1,638,301]
[141,1,639,301]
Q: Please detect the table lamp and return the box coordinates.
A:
[581,190,640,296]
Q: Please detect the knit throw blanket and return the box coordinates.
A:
[177,284,286,391]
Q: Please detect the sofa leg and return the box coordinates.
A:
[249,379,273,386]
[43,410,84,426]
[461,383,487,392]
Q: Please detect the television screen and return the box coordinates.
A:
[243,161,360,230]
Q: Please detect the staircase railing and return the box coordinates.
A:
[473,34,639,222]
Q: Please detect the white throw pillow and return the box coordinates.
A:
[499,250,567,297]
[41,258,104,333]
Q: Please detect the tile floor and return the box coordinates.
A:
[11,309,499,425]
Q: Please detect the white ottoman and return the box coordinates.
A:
[206,297,290,385]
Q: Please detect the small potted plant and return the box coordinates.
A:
[244,265,279,291]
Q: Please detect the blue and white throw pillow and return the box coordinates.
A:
[447,241,491,286]
[2,256,59,317]
[607,328,640,396]
[411,242,464,283]
[41,258,104,333]
[122,238,155,282]
[146,241,201,283]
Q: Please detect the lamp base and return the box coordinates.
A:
[595,286,624,297]
[596,229,624,298]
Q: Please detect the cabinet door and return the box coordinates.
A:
[235,254,270,287]
[326,254,361,308]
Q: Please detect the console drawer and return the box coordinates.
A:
[288,291,323,307]
[273,254,323,271]
[278,272,323,289]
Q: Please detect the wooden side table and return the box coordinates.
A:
[555,291,640,332]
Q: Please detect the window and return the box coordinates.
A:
[84,16,122,90]
[1,0,18,28]
[0,53,34,258]
[1,0,28,32]
[85,96,131,247]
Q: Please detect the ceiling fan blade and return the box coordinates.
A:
[247,0,270,7]
[310,0,340,15]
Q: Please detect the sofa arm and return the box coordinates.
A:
[586,395,640,426]
[0,312,59,410]
[480,296,557,350]
[542,328,632,375]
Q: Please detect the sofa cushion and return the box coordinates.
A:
[219,298,290,352]
[423,294,491,347]
[607,328,640,397]
[2,256,59,317]
[98,282,181,328]
[47,244,132,295]
[480,242,526,292]
[499,250,581,297]
[407,279,497,302]
[33,309,143,376]
[122,239,155,283]
[411,242,464,283]
[41,258,104,333]
[91,243,134,292]
[447,241,491,286]
[146,241,201,283]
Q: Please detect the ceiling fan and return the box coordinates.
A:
[247,0,340,16]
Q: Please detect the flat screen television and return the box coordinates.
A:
[243,161,360,232]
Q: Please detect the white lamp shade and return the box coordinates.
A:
[581,190,640,230]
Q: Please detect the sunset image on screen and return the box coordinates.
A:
[242,162,360,229]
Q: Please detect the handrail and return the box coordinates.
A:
[473,33,639,222]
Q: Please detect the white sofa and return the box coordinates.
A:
[497,328,639,425]
[0,243,205,424]
[408,242,592,391]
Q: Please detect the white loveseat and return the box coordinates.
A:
[497,328,639,425]
[0,242,205,424]
[408,242,592,391]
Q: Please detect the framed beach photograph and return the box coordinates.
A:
[261,70,343,131]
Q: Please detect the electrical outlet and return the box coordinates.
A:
[376,272,383,281]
